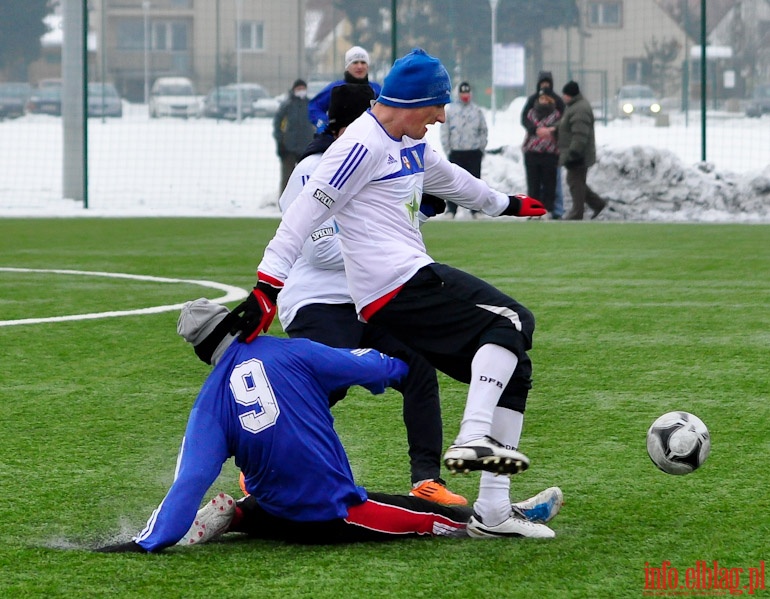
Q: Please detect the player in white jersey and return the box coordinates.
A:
[231,49,559,539]
[278,83,466,506]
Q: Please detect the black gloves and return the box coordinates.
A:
[501,194,547,217]
[230,275,282,342]
[95,541,148,553]
[419,193,446,218]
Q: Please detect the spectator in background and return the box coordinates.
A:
[273,79,316,193]
[440,82,488,219]
[522,90,561,218]
[308,46,382,133]
[558,80,607,220]
[521,71,566,219]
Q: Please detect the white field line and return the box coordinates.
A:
[0,267,247,326]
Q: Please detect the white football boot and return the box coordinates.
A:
[512,487,564,524]
[178,492,236,546]
[444,436,530,475]
[467,509,555,539]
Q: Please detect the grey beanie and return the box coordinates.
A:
[177,298,237,365]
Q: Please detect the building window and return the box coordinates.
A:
[624,58,651,84]
[588,2,622,27]
[238,21,264,51]
[152,21,189,51]
[116,19,145,50]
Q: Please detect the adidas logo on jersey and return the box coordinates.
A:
[386,154,397,164]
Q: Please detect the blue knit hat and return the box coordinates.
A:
[377,48,451,108]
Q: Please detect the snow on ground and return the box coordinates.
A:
[0,98,768,221]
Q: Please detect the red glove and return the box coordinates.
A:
[502,194,547,217]
[231,273,283,343]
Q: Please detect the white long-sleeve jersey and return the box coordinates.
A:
[277,152,351,329]
[259,109,510,314]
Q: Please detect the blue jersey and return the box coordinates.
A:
[134,336,407,552]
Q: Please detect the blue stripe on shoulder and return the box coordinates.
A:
[330,144,368,189]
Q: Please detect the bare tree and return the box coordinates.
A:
[645,36,683,97]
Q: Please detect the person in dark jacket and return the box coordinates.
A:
[521,71,566,219]
[557,80,607,220]
[274,79,316,193]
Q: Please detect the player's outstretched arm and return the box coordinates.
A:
[230,273,284,342]
[500,194,547,217]
[309,344,409,396]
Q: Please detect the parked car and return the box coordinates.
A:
[614,84,662,118]
[38,78,62,88]
[745,84,770,118]
[306,80,332,100]
[0,82,32,119]
[202,85,259,120]
[230,82,279,118]
[87,82,123,118]
[26,85,62,116]
[149,77,201,118]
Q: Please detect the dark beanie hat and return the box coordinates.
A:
[458,81,471,93]
[327,83,375,133]
[292,79,307,90]
[562,80,580,96]
[537,71,554,87]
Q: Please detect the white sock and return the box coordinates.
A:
[491,405,524,450]
[454,344,518,445]
[474,407,525,526]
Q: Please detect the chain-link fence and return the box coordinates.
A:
[0,0,768,214]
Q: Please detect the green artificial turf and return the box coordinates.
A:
[1,218,768,598]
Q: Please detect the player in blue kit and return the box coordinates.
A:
[96,298,477,553]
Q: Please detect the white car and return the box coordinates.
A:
[614,85,662,118]
[149,77,201,119]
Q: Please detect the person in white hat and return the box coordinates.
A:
[232,49,562,540]
[308,45,382,133]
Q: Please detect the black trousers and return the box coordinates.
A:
[285,303,443,484]
[446,150,483,215]
[524,151,559,213]
[233,493,472,544]
[369,264,533,413]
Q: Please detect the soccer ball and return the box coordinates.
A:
[646,411,711,475]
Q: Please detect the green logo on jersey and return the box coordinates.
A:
[406,194,420,224]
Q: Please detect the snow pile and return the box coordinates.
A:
[591,146,770,222]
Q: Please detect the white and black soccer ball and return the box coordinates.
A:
[646,411,711,475]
